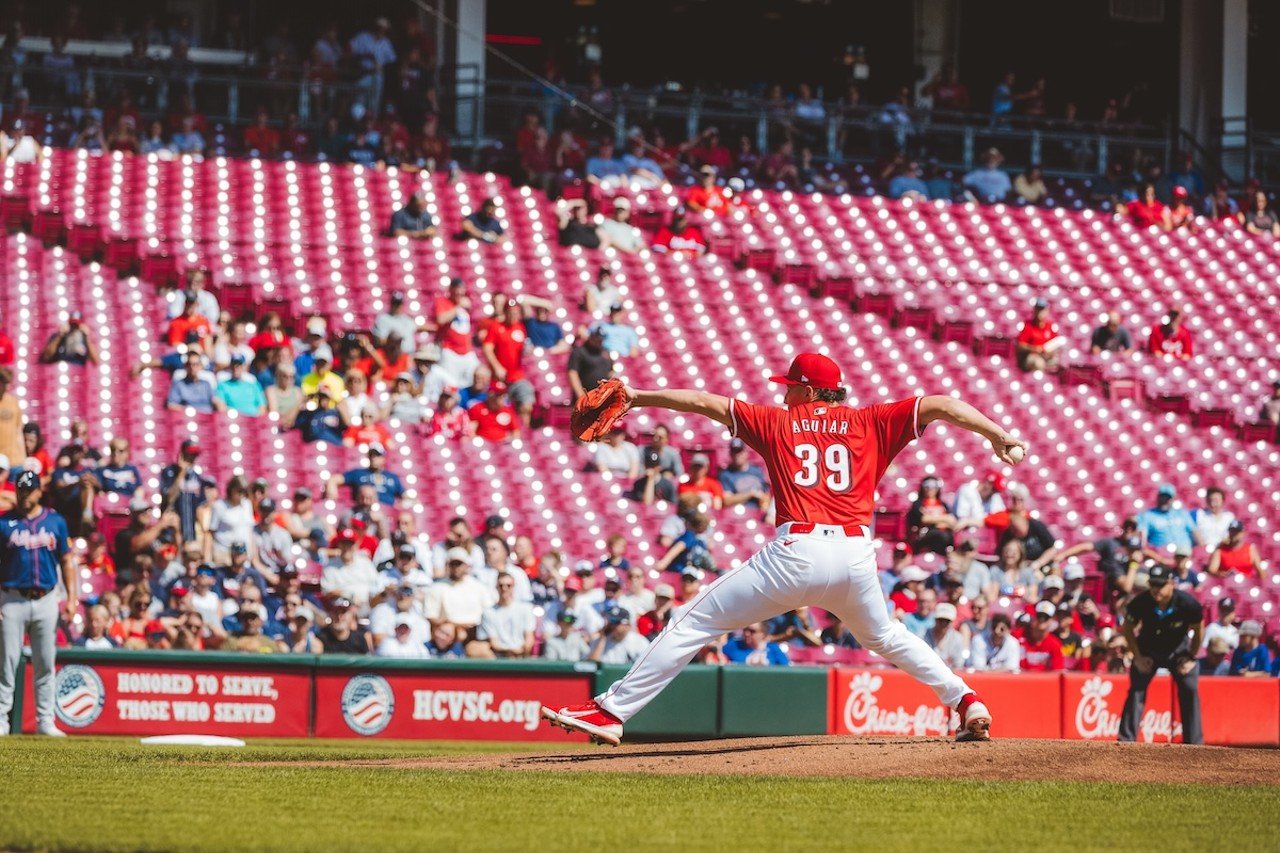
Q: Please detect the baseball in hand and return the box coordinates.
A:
[1008,445,1025,464]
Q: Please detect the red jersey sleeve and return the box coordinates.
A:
[864,397,923,463]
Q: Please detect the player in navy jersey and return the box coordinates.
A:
[0,470,78,736]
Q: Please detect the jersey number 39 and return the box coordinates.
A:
[793,444,851,492]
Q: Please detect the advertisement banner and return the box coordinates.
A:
[21,661,311,737]
[1196,677,1280,747]
[1061,672,1178,743]
[829,668,1062,739]
[313,670,592,740]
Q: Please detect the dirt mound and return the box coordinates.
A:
[291,737,1280,785]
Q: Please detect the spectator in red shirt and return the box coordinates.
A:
[480,299,535,424]
[762,140,800,186]
[248,311,290,354]
[0,328,16,365]
[685,166,729,216]
[687,127,732,172]
[1125,183,1170,230]
[469,384,520,442]
[677,453,724,510]
[1015,298,1062,372]
[1168,186,1197,231]
[435,277,479,387]
[637,582,678,639]
[280,113,310,157]
[652,209,707,258]
[1147,308,1193,360]
[243,107,281,156]
[1018,601,1065,671]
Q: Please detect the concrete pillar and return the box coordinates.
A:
[1220,0,1248,147]
[1178,0,1248,180]
[455,0,486,142]
[914,0,960,103]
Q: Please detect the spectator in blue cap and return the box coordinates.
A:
[1136,484,1199,550]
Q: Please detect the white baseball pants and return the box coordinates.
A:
[0,589,60,733]
[598,523,973,722]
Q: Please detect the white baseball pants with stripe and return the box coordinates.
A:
[0,589,60,733]
[598,523,972,722]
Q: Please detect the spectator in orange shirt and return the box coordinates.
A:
[1147,308,1193,360]
[1015,298,1062,372]
[242,107,280,156]
[677,453,724,510]
[1125,183,1169,230]
[166,295,213,348]
[685,165,729,216]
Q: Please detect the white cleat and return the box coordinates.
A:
[36,725,67,738]
[955,699,992,742]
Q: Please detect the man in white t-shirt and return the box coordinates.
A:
[588,606,649,664]
[969,613,1021,672]
[1201,596,1240,651]
[369,585,430,647]
[592,427,641,478]
[321,530,380,613]
[598,198,646,253]
[616,567,656,621]
[423,547,496,634]
[952,471,1007,524]
[376,617,430,658]
[1192,486,1236,552]
[479,573,537,657]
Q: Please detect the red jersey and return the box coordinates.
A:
[677,476,725,508]
[1127,199,1167,229]
[469,402,520,441]
[686,185,729,215]
[729,396,922,528]
[1017,631,1064,671]
[1148,324,1193,359]
[483,321,527,383]
[0,331,13,365]
[167,314,212,346]
[652,225,707,256]
[431,407,472,439]
[434,297,472,354]
[1017,320,1059,351]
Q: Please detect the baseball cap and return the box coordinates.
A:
[899,565,930,583]
[603,606,631,625]
[394,615,414,631]
[1228,519,1245,535]
[259,498,277,515]
[613,197,632,210]
[196,564,219,577]
[395,371,415,384]
[335,528,359,545]
[573,560,595,575]
[490,380,509,395]
[922,476,941,490]
[390,290,405,303]
[984,471,1006,491]
[230,542,248,555]
[609,303,624,314]
[689,453,710,467]
[181,439,201,456]
[1173,543,1193,557]
[933,602,957,622]
[367,442,386,456]
[769,352,843,390]
[397,542,417,560]
[229,354,247,366]
[699,165,717,176]
[145,619,169,639]
[1157,483,1177,498]
[1041,575,1065,590]
[1239,620,1263,638]
[563,575,583,592]
[893,541,913,556]
[306,316,327,337]
[484,514,505,530]
[414,344,442,362]
[557,610,578,624]
[729,438,746,453]
[654,583,676,599]
[1172,185,1188,199]
[1219,596,1236,612]
[14,470,39,491]
[1147,564,1172,585]
[1062,561,1086,581]
[681,567,706,582]
[294,486,313,500]
[312,345,334,362]
[239,604,264,621]
[603,578,621,590]
[1034,601,1056,618]
[445,546,471,564]
[1033,297,1049,310]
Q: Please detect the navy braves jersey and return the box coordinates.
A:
[0,508,70,589]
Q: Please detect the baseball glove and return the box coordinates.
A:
[572,378,630,441]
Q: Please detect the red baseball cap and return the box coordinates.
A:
[769,353,843,390]
[985,471,1006,491]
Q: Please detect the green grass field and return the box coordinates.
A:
[1,737,1277,852]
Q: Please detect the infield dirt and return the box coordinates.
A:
[242,736,1280,785]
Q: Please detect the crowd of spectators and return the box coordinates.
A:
[1012,298,1195,375]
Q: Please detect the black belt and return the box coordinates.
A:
[2,587,49,600]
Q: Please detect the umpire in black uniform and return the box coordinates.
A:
[1119,564,1204,744]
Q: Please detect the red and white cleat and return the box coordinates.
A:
[955,693,992,742]
[541,700,624,746]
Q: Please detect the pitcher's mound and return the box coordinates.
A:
[397,737,1280,785]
